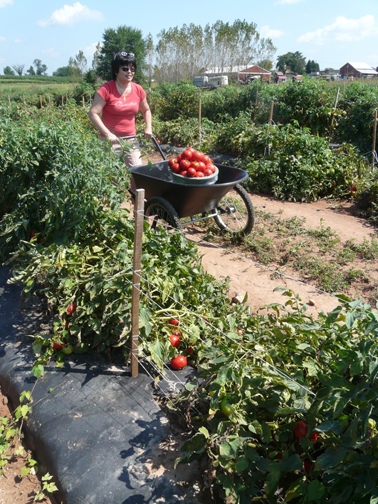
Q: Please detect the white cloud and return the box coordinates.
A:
[14,39,21,43]
[43,48,60,58]
[0,36,5,41]
[0,0,13,8]
[37,2,104,27]
[298,15,378,45]
[84,42,100,58]
[260,25,285,39]
[275,0,304,4]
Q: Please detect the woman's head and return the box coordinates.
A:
[111,51,137,80]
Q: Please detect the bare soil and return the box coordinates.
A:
[0,391,53,504]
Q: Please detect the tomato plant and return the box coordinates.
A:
[62,344,73,355]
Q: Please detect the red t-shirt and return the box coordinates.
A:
[97,80,146,137]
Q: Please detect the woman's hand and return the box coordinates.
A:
[105,132,120,145]
[143,127,153,139]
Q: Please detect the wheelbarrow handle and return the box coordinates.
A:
[119,135,167,161]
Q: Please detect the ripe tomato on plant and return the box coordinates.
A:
[67,302,77,315]
[187,346,194,354]
[53,341,63,350]
[168,318,179,326]
[310,431,318,443]
[294,420,308,440]
[171,355,187,370]
[170,333,181,348]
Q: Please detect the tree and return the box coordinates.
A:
[3,66,15,76]
[12,64,25,76]
[96,26,147,83]
[155,19,277,83]
[276,51,306,75]
[33,59,47,76]
[26,66,35,76]
[53,66,72,77]
[305,59,319,74]
[146,33,155,87]
[257,59,274,71]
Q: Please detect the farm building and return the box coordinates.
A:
[340,62,378,79]
[273,71,287,83]
[238,65,271,83]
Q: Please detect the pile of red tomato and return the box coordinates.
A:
[168,147,217,178]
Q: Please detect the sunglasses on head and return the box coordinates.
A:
[121,51,135,57]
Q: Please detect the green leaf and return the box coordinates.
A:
[316,447,347,470]
[308,480,326,501]
[235,456,249,474]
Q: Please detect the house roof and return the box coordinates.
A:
[343,62,378,75]
[238,65,271,75]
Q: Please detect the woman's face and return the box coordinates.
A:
[117,64,136,82]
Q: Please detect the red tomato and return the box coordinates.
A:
[202,155,211,165]
[310,431,318,443]
[170,334,181,348]
[198,161,206,172]
[179,170,188,177]
[294,420,308,440]
[171,162,180,173]
[187,346,194,354]
[192,150,204,162]
[176,153,182,162]
[171,355,187,370]
[204,168,213,177]
[169,318,179,326]
[196,172,204,177]
[207,164,216,173]
[237,328,244,334]
[182,149,193,160]
[179,159,191,170]
[67,302,77,315]
[53,341,63,350]
[30,230,36,240]
[168,158,177,168]
[190,160,200,169]
[303,460,312,474]
[187,167,197,177]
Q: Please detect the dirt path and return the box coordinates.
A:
[188,195,378,317]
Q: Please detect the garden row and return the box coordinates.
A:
[1,99,378,503]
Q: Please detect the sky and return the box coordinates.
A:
[1,0,378,75]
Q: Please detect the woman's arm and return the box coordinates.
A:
[88,93,119,143]
[139,97,152,138]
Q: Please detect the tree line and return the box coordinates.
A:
[3,20,324,83]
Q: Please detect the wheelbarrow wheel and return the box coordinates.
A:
[214,184,254,236]
[145,197,182,232]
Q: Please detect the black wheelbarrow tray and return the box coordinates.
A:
[129,160,255,236]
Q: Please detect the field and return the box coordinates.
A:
[1,77,378,504]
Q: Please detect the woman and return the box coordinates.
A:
[88,51,152,172]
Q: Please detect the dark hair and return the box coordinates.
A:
[111,51,137,80]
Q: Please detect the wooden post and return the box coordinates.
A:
[372,109,377,169]
[130,188,145,377]
[269,100,274,125]
[82,96,85,108]
[329,87,340,138]
[199,98,202,145]
[8,95,11,107]
[40,95,43,109]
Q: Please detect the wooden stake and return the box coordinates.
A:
[82,96,85,108]
[8,94,11,107]
[329,87,340,138]
[269,101,274,125]
[199,98,202,145]
[372,109,377,169]
[130,188,145,377]
[40,95,43,109]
